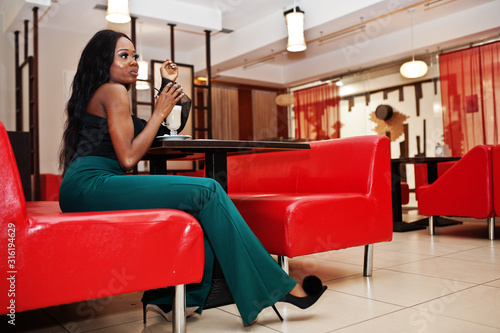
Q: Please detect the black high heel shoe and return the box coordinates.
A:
[271,275,327,321]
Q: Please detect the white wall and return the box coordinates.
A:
[338,63,444,189]
[38,27,88,173]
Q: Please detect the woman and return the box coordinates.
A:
[59,29,326,326]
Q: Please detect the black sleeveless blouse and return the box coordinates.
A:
[72,113,160,161]
[71,78,191,162]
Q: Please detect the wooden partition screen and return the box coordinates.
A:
[14,7,40,200]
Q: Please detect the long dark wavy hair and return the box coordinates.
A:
[59,30,132,173]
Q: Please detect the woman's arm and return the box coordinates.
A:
[102,80,184,171]
[156,60,192,135]
[156,78,192,135]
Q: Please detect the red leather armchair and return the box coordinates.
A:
[491,145,500,239]
[227,135,393,277]
[0,122,204,332]
[414,161,456,200]
[418,145,495,239]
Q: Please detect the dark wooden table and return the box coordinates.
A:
[146,139,310,192]
[145,138,311,308]
[391,156,462,232]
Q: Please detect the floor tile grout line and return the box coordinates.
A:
[42,308,71,333]
[381,266,492,285]
[380,251,498,271]
[406,284,500,330]
[326,307,411,332]
[322,287,408,309]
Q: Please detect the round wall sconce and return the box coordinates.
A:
[375,104,394,120]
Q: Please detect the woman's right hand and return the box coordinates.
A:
[160,60,179,81]
[154,82,184,119]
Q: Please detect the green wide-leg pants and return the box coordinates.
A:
[59,156,296,325]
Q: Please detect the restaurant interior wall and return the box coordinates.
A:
[0,19,446,181]
[337,65,443,190]
[0,7,492,178]
[0,24,193,175]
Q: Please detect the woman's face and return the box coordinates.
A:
[109,37,139,85]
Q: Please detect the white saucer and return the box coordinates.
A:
[156,134,191,140]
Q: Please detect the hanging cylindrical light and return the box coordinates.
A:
[284,6,306,52]
[106,0,131,24]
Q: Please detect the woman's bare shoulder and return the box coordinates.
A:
[95,83,130,108]
[96,82,128,96]
[88,83,130,117]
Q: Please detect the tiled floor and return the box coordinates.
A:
[4,202,500,333]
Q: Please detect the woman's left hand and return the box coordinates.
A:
[160,59,179,81]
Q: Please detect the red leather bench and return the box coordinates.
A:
[227,135,393,276]
[40,173,63,201]
[0,122,204,333]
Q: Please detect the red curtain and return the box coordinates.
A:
[293,83,340,140]
[439,41,500,156]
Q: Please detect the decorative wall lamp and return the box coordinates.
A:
[400,8,428,78]
[106,0,131,24]
[284,3,306,52]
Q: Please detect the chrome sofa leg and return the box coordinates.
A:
[278,255,289,274]
[488,217,495,241]
[429,216,435,235]
[173,284,186,333]
[363,244,373,277]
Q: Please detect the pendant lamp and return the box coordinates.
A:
[284,4,306,52]
[400,8,427,79]
[106,0,131,24]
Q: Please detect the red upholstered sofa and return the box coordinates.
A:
[227,135,393,276]
[40,173,63,201]
[0,122,204,332]
[418,145,495,239]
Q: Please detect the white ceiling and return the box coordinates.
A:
[2,0,500,88]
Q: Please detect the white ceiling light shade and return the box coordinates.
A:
[106,0,131,24]
[400,8,427,78]
[284,6,306,52]
[400,60,428,79]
